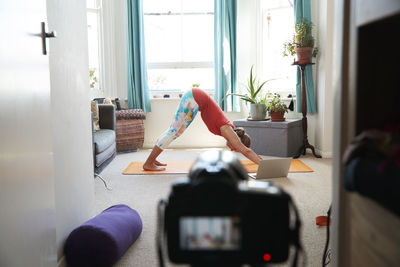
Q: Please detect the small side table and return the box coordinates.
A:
[292,62,321,158]
[115,109,145,152]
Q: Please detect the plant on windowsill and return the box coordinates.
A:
[265,93,289,122]
[228,66,274,120]
[283,18,318,64]
[192,82,200,88]
[89,68,98,89]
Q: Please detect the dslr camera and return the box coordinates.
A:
[157,151,301,267]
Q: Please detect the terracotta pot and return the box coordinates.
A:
[295,47,313,63]
[270,111,285,122]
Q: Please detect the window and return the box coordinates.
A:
[143,0,214,95]
[259,0,295,96]
[87,0,103,90]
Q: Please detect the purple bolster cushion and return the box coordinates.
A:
[64,204,142,267]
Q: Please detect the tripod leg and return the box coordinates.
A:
[293,146,302,158]
[306,142,322,158]
[293,139,306,159]
[94,173,112,190]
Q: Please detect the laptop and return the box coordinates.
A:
[248,158,291,179]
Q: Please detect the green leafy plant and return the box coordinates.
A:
[265,93,288,113]
[192,83,200,88]
[150,74,166,89]
[228,66,274,104]
[283,18,318,57]
[89,68,98,89]
[259,92,271,105]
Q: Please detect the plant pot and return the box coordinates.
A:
[250,103,267,120]
[270,111,286,122]
[295,47,313,63]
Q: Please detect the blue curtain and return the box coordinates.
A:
[126,0,151,112]
[214,0,239,112]
[294,0,317,113]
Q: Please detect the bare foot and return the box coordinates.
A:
[143,162,166,171]
[155,160,167,166]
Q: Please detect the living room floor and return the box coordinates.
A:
[95,149,332,267]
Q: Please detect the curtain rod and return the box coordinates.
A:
[144,12,214,16]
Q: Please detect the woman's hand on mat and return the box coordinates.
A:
[155,160,167,166]
[221,125,261,165]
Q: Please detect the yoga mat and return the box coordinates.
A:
[122,159,313,175]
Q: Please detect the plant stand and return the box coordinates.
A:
[292,62,321,158]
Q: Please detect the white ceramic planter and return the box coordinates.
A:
[250,103,267,120]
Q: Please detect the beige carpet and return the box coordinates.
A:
[122,159,313,175]
[95,149,332,267]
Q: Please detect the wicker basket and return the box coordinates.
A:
[116,109,145,152]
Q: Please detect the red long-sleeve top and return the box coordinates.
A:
[192,88,234,136]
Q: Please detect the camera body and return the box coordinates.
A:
[163,151,294,266]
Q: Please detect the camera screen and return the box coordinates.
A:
[179,216,241,250]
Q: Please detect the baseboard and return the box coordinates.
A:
[142,143,226,149]
[142,145,333,158]
[58,256,67,267]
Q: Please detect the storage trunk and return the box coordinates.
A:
[233,119,303,157]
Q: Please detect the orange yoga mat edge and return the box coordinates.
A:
[122,159,313,175]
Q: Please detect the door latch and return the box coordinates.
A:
[41,22,56,55]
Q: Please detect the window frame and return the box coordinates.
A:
[143,6,215,96]
[257,0,296,98]
[87,0,104,91]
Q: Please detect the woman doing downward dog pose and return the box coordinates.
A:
[143,88,262,171]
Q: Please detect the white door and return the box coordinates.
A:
[0,0,56,266]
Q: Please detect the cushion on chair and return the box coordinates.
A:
[64,204,143,267]
[95,143,116,167]
[93,129,116,154]
[91,101,100,131]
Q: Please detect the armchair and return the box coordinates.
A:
[92,104,116,177]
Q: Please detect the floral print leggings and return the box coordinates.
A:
[156,89,199,149]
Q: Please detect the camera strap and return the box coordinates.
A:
[157,199,167,267]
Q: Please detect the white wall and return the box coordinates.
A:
[236,0,334,157]
[98,0,128,100]
[142,0,255,148]
[291,0,335,158]
[305,0,334,158]
[0,1,56,265]
[237,0,258,90]
[314,0,334,157]
[143,98,246,148]
[101,0,334,155]
[47,0,95,261]
[92,0,127,100]
[236,0,335,157]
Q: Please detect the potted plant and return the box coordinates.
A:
[265,93,288,122]
[228,66,273,120]
[283,18,318,64]
[89,68,98,89]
